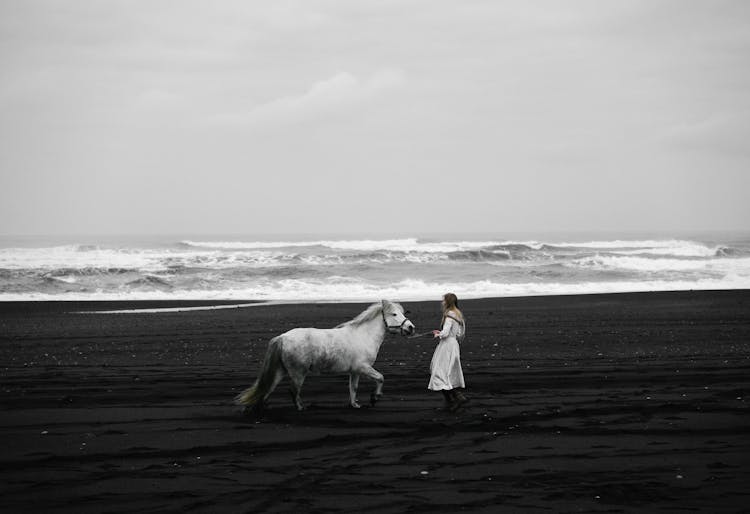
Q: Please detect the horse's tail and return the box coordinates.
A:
[234,336,285,407]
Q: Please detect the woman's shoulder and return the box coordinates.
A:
[446,309,464,322]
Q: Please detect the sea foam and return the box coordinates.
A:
[3,275,750,302]
[1,235,748,301]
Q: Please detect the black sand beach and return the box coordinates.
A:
[1,290,749,513]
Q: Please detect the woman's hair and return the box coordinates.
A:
[442,292,464,325]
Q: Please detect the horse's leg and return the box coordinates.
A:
[348,373,361,408]
[287,366,307,411]
[357,364,384,406]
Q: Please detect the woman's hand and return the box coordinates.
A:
[432,330,440,338]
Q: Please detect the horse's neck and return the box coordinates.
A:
[352,316,387,352]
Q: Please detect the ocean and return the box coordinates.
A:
[1,232,749,302]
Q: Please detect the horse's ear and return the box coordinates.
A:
[381,299,389,309]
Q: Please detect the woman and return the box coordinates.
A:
[429,292,468,410]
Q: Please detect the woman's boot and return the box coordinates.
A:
[453,389,468,405]
[441,390,455,410]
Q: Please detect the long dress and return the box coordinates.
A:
[428,314,466,391]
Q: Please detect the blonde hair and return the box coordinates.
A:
[441,292,464,326]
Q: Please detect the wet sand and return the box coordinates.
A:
[1,291,749,513]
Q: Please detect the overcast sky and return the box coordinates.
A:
[1,1,749,236]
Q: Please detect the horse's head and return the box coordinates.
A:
[381,300,415,336]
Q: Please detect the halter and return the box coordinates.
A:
[381,305,411,335]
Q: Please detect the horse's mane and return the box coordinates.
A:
[336,302,402,328]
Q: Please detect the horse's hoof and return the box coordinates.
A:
[370,393,382,406]
[242,404,264,417]
[350,401,361,409]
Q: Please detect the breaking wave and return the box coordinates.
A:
[1,234,748,301]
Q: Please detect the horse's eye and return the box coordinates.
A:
[392,313,397,316]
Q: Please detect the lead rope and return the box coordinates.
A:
[407,331,434,339]
[409,314,465,340]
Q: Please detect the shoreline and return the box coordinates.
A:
[1,287,749,309]
[2,289,749,512]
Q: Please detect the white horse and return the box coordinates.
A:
[235,300,415,413]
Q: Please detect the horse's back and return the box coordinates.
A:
[278,327,342,353]
[276,327,355,373]
[279,327,334,344]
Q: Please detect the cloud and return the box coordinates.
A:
[254,4,330,31]
[661,112,750,157]
[216,68,406,126]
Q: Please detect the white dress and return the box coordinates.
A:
[428,315,466,391]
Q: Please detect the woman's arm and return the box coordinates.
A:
[433,316,455,339]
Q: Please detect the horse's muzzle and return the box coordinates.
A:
[386,318,415,336]
[401,321,415,336]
